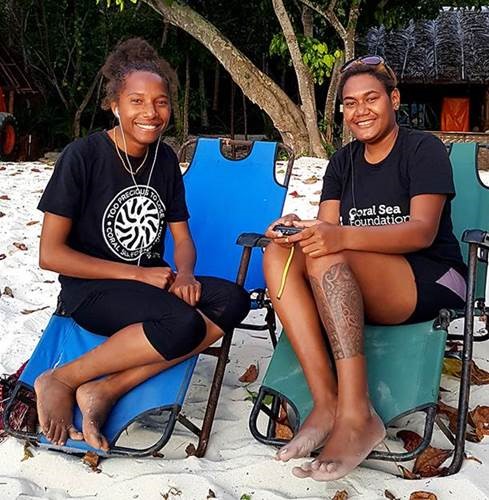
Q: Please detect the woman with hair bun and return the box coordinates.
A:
[264,56,467,480]
[34,38,250,451]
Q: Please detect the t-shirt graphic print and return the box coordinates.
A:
[103,185,166,261]
[347,203,410,227]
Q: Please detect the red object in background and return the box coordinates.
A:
[441,97,470,132]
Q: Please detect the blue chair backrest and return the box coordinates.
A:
[450,143,489,298]
[164,138,288,291]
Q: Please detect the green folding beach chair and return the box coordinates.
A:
[249,142,489,475]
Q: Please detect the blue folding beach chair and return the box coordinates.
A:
[3,137,293,457]
[249,142,489,476]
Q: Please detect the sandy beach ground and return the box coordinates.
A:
[1,155,489,500]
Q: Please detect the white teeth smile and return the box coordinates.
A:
[357,120,374,127]
[136,123,159,130]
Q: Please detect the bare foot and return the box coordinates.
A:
[292,408,385,481]
[34,370,83,445]
[276,405,335,462]
[76,379,116,451]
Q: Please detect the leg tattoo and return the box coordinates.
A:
[309,262,364,360]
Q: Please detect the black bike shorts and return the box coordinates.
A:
[404,254,467,324]
[69,277,250,361]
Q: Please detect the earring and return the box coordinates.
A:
[114,107,120,119]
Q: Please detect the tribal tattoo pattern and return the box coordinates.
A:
[309,262,364,360]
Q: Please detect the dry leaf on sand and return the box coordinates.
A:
[331,490,348,500]
[81,451,101,473]
[469,405,489,440]
[275,404,294,440]
[409,492,437,500]
[443,358,489,385]
[302,175,320,184]
[13,242,28,251]
[438,401,482,442]
[397,430,451,477]
[239,364,258,383]
[185,443,196,456]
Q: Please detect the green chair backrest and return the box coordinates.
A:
[450,143,489,299]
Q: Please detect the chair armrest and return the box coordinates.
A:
[462,229,489,249]
[236,232,270,249]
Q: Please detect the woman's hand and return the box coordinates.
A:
[135,266,175,289]
[265,213,301,247]
[169,272,202,306]
[288,220,345,257]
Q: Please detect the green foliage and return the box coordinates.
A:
[270,34,342,85]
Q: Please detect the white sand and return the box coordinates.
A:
[1,157,489,500]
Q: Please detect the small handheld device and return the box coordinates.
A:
[273,224,303,236]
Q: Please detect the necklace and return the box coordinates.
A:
[113,128,149,175]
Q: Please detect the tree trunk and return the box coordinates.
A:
[242,90,248,140]
[212,60,220,112]
[145,0,315,157]
[301,5,314,37]
[160,57,182,137]
[198,66,209,129]
[230,79,235,139]
[73,69,102,138]
[272,0,325,157]
[324,55,343,146]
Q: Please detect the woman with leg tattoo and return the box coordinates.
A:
[264,56,467,480]
[34,38,250,451]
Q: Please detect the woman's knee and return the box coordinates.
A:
[144,309,207,361]
[304,252,347,278]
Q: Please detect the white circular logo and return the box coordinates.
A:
[103,186,166,261]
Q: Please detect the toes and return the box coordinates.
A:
[292,466,312,479]
[68,425,83,441]
[58,426,68,446]
[276,447,291,462]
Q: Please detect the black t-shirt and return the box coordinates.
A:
[321,127,466,275]
[38,131,189,311]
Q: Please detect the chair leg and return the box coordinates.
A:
[265,302,277,348]
[195,331,233,457]
[445,243,478,475]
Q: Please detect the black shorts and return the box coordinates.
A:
[68,277,250,361]
[404,254,467,324]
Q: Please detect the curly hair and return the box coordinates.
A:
[338,63,398,103]
[101,38,169,110]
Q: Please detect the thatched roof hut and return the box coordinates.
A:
[366,9,489,135]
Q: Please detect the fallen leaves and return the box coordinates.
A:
[0,211,5,217]
[13,242,28,251]
[384,490,399,500]
[239,364,258,383]
[469,405,489,440]
[0,254,6,261]
[332,491,348,500]
[397,430,452,478]
[409,493,437,500]
[302,175,320,184]
[274,404,294,440]
[21,306,49,315]
[207,490,216,499]
[2,287,14,298]
[161,487,182,499]
[81,451,101,473]
[289,190,305,198]
[21,442,34,462]
[0,195,10,200]
[185,442,196,457]
[437,400,489,443]
[26,220,39,226]
[442,357,489,385]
